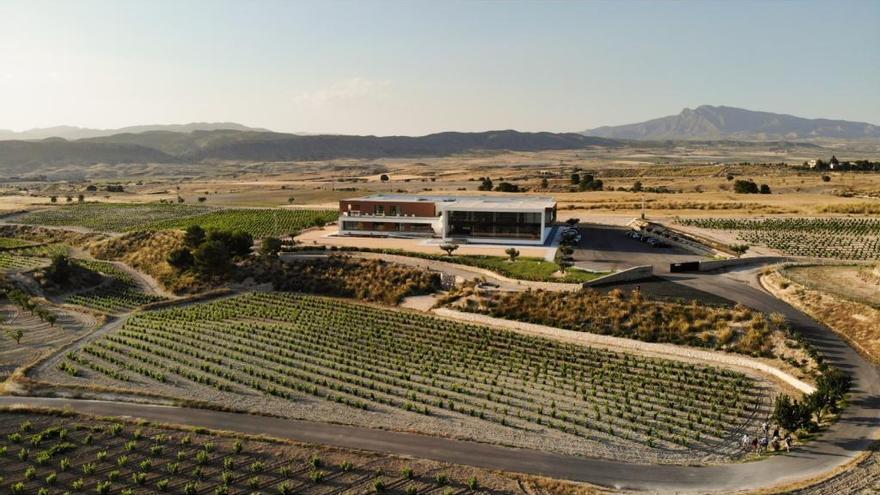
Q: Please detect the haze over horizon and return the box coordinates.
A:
[1,0,878,136]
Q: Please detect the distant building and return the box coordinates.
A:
[338,194,557,245]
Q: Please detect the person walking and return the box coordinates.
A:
[751,436,759,453]
[741,433,750,449]
[783,433,792,452]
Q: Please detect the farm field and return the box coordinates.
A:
[139,208,337,238]
[15,204,217,232]
[0,411,537,495]
[0,237,36,249]
[780,264,880,308]
[0,243,71,272]
[11,203,338,238]
[63,260,166,314]
[36,292,772,464]
[677,217,880,260]
[0,303,98,381]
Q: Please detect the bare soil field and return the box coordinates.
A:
[0,303,99,381]
[762,270,880,365]
[781,264,880,308]
[4,145,880,219]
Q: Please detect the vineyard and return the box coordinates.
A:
[0,243,71,272]
[677,217,880,260]
[0,412,513,495]
[63,260,166,313]
[14,203,337,238]
[139,209,338,237]
[42,292,770,463]
[0,238,36,249]
[16,204,217,232]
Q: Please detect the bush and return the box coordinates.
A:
[734,179,759,194]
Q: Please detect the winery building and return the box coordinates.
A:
[338,194,557,245]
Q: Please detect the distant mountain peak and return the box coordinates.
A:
[583,106,880,141]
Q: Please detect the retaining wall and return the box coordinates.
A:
[583,265,653,287]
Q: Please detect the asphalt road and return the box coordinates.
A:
[3,268,877,493]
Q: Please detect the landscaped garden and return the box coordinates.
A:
[287,246,607,283]
[0,411,512,495]
[676,217,880,260]
[39,292,771,464]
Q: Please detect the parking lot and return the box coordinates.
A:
[570,223,703,273]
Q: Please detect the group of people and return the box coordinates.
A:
[741,421,792,454]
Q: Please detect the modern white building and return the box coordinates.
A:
[338,194,557,245]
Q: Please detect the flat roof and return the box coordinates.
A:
[344,194,556,210]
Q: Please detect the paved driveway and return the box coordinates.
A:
[571,223,702,273]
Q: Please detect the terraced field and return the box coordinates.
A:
[0,243,70,272]
[13,204,336,237]
[0,237,36,249]
[40,292,771,464]
[677,217,880,260]
[64,260,166,314]
[0,412,515,495]
[0,303,98,380]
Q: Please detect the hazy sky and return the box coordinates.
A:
[1,0,878,135]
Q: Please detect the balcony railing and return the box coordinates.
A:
[341,211,433,218]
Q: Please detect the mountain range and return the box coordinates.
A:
[0,130,616,174]
[0,106,876,174]
[583,105,880,141]
[0,122,269,141]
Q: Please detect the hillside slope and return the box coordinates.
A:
[584,105,880,140]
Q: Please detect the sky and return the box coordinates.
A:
[0,0,878,136]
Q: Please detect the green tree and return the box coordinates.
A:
[733,179,759,194]
[260,237,283,258]
[730,244,749,258]
[439,243,459,256]
[505,248,520,262]
[183,225,206,249]
[570,173,580,184]
[540,178,549,189]
[759,184,771,194]
[772,394,812,432]
[632,181,643,192]
[167,248,194,270]
[193,241,232,276]
[47,255,71,283]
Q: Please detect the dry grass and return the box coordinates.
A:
[88,230,200,294]
[763,270,880,365]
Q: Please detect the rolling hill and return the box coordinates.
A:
[583,105,880,141]
[0,130,618,172]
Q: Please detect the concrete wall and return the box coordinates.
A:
[583,265,653,287]
[697,256,788,272]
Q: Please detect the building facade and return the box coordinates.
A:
[338,194,557,245]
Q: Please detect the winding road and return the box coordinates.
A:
[2,266,878,493]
